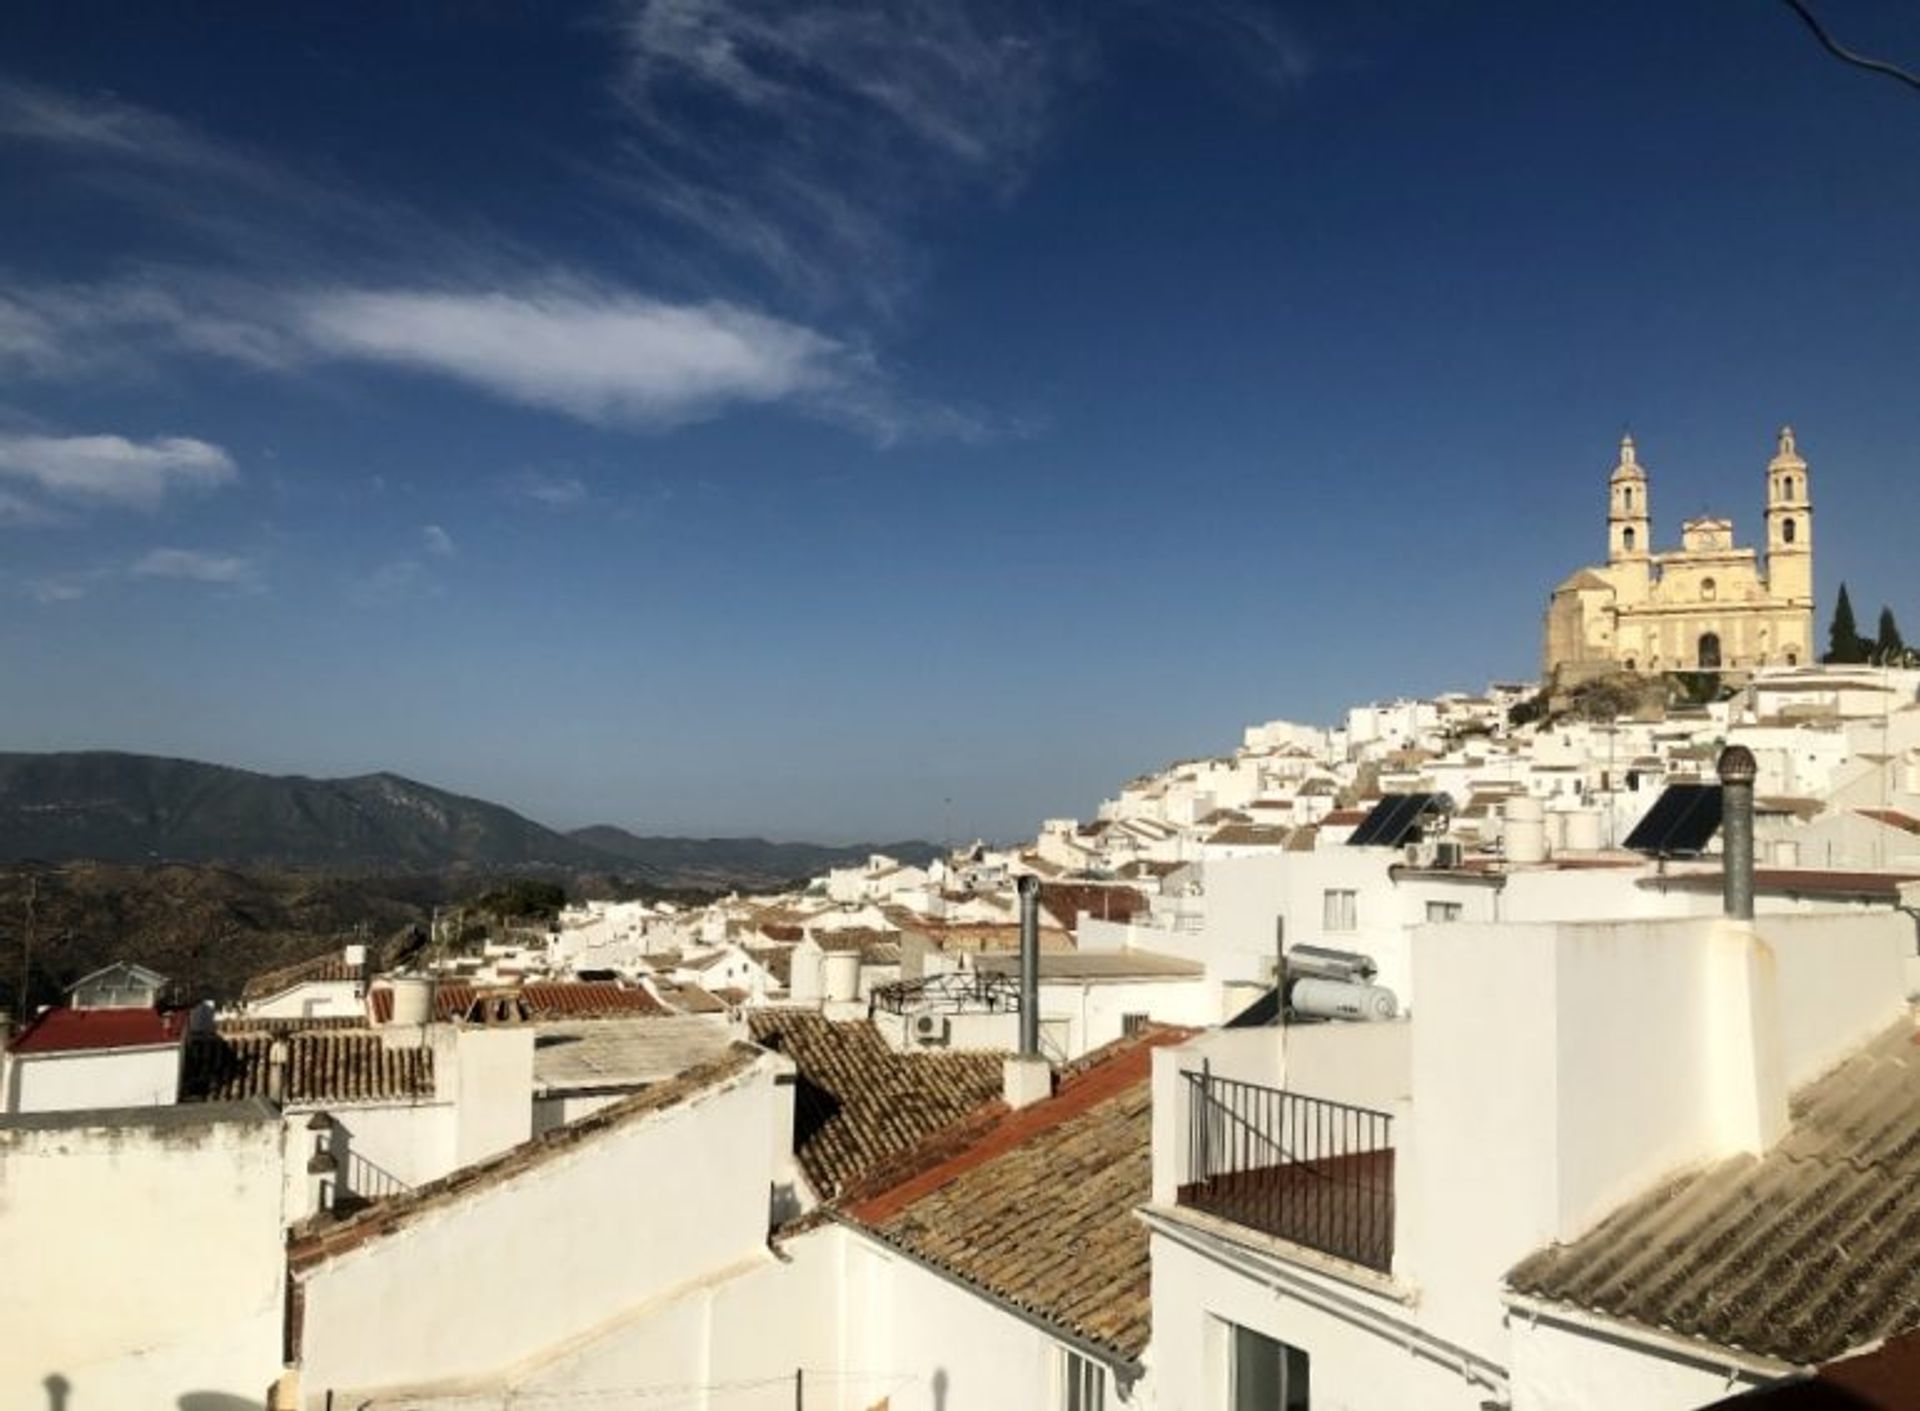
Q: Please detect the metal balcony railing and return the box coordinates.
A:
[869,970,1022,1016]
[1178,1065,1394,1273]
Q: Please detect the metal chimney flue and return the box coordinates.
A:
[1718,745,1758,921]
[1002,875,1052,1110]
[1017,874,1041,1059]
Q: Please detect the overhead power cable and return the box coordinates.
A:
[1782,0,1920,94]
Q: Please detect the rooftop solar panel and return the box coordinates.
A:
[1347,792,1451,848]
[1623,784,1724,856]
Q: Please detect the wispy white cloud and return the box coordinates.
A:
[506,469,591,508]
[129,546,259,586]
[297,284,887,431]
[611,0,1086,310]
[0,432,237,508]
[608,1,1311,312]
[27,576,92,603]
[0,486,57,527]
[348,556,438,607]
[422,523,456,557]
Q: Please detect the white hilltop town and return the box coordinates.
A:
[7,431,1920,1410]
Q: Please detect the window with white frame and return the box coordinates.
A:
[1321,889,1357,932]
[1057,1346,1106,1411]
[1425,900,1463,924]
[1229,1323,1310,1410]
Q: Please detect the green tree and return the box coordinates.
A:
[1825,582,1868,664]
[474,878,566,920]
[1876,606,1906,663]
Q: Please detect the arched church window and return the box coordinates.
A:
[1623,487,1634,512]
[1701,577,1717,602]
[1698,632,1722,669]
[1783,517,1797,544]
[1622,526,1636,553]
[1784,475,1795,500]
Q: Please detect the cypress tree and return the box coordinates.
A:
[1877,606,1906,664]
[1826,583,1866,664]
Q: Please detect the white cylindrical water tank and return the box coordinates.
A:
[1505,796,1547,865]
[789,943,824,1004]
[1290,977,1399,1022]
[385,976,433,1026]
[823,950,861,1003]
[1564,808,1604,852]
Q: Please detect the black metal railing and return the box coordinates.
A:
[1178,1065,1394,1273]
[342,1150,412,1203]
[869,969,1022,1016]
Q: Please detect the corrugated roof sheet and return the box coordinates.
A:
[1508,1018,1920,1366]
[746,1011,1004,1199]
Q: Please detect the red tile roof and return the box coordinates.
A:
[369,980,664,1024]
[9,1006,190,1055]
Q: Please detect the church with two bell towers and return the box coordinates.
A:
[1542,427,1814,681]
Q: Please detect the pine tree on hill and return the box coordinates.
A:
[1826,583,1868,664]
[1876,606,1906,664]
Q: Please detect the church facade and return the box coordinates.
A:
[1543,428,1814,680]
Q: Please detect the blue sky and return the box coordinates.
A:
[2,2,1918,841]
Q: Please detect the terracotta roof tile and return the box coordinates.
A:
[1509,1018,1920,1365]
[843,1029,1191,1364]
[369,980,664,1024]
[182,1030,435,1104]
[746,1011,1004,1199]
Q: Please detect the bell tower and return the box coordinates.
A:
[1608,434,1651,564]
[1765,425,1812,607]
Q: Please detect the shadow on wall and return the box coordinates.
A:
[932,1367,948,1411]
[1704,1381,1893,1410]
[42,1376,264,1411]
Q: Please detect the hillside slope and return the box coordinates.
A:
[0,752,612,871]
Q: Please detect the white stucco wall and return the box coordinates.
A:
[7,1044,182,1113]
[1147,1223,1487,1411]
[1762,910,1909,1085]
[839,1225,1141,1411]
[298,1055,781,1399]
[0,1102,287,1409]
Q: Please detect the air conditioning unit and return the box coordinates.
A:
[1433,840,1465,870]
[912,1013,949,1045]
[1403,840,1437,868]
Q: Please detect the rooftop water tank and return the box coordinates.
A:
[1290,977,1399,1022]
[1505,795,1547,865]
[789,941,824,1005]
[385,976,434,1026]
[823,949,861,1003]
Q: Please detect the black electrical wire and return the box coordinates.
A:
[1782,0,1920,94]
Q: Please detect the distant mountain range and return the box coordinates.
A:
[0,752,937,886]
[568,826,941,890]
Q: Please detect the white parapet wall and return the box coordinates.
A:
[0,1100,287,1409]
